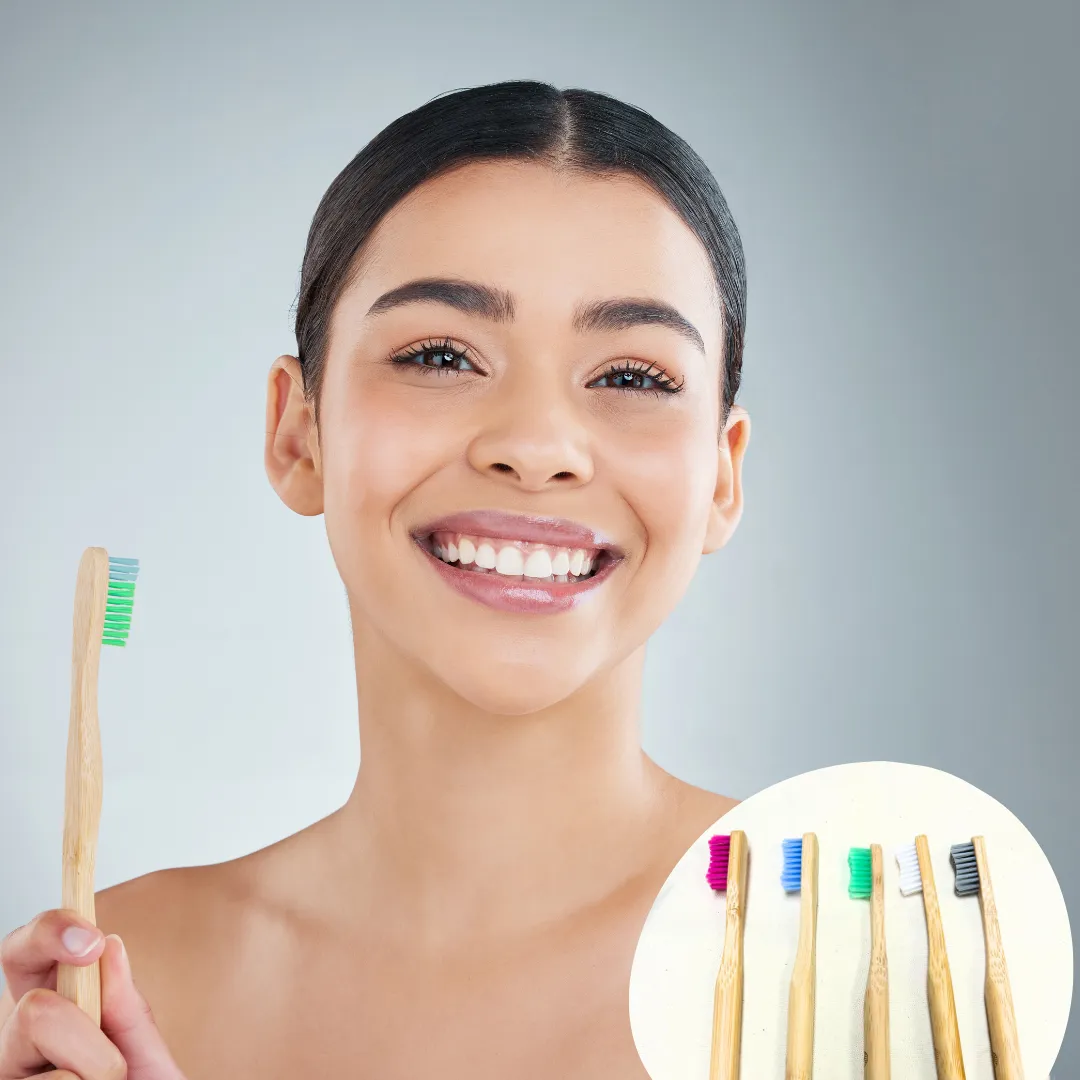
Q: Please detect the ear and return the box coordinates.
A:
[703,404,751,554]
[265,355,324,516]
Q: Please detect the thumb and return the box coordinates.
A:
[100,935,187,1079]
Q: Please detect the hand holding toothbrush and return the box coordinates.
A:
[0,910,187,1079]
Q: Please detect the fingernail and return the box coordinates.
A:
[104,933,130,981]
[61,925,102,956]
[106,933,127,963]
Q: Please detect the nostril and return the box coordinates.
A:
[552,471,575,481]
[491,463,515,474]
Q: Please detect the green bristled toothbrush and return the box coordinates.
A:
[56,547,140,1026]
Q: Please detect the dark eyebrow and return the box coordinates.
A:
[366,278,515,322]
[573,297,705,355]
[365,277,706,355]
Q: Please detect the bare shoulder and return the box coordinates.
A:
[95,864,233,990]
[93,823,309,948]
[92,851,274,1041]
[651,768,740,869]
[96,863,226,947]
[608,767,741,939]
[675,781,740,825]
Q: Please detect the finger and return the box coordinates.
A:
[100,936,186,1079]
[0,986,125,1080]
[1,912,106,1003]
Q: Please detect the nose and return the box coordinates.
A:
[466,380,594,491]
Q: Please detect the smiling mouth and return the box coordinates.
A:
[418,531,615,584]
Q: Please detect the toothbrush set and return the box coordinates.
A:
[705,830,1023,1080]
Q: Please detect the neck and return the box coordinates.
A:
[321,613,676,943]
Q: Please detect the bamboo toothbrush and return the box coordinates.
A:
[895,835,966,1079]
[950,837,1024,1079]
[850,845,890,1079]
[706,830,749,1080]
[781,833,819,1080]
[56,547,140,1026]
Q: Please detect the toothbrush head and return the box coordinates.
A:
[781,837,803,892]
[103,556,140,647]
[894,841,923,896]
[706,834,731,892]
[950,841,980,897]
[848,846,872,899]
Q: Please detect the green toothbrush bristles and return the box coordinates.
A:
[103,556,139,647]
[848,846,872,899]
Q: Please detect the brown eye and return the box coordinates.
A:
[607,370,655,390]
[589,361,682,394]
[389,339,477,373]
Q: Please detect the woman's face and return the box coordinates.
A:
[268,160,749,715]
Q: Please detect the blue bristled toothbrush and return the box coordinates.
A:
[782,833,819,1079]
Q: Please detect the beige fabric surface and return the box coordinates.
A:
[629,761,1072,1079]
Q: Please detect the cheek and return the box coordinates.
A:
[320,377,455,540]
[609,415,718,558]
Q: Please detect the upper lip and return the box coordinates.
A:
[413,509,621,554]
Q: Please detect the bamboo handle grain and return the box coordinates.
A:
[972,837,1023,1080]
[864,844,891,1080]
[916,835,966,1080]
[56,547,109,1027]
[709,830,749,1080]
[786,832,818,1080]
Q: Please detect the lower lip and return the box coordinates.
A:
[417,542,619,614]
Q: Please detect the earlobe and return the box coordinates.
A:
[703,405,751,554]
[264,355,324,517]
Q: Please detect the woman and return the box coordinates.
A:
[0,80,750,1079]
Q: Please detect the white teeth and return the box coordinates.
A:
[495,546,525,576]
[523,549,553,578]
[431,532,601,581]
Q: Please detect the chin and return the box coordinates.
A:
[431,658,595,718]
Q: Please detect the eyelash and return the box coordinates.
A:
[386,338,684,396]
[592,358,684,396]
[387,337,479,376]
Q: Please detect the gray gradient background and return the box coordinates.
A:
[1,0,1076,1073]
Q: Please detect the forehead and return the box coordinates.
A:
[345,160,722,347]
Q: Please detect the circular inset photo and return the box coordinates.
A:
[629,761,1073,1079]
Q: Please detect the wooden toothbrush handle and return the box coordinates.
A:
[916,835,966,1080]
[864,948,891,1077]
[972,837,1024,1080]
[710,830,748,1080]
[926,948,965,1080]
[786,833,818,1080]
[864,845,891,1080]
[56,547,109,1027]
[985,976,1023,1080]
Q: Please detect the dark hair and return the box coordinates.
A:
[295,80,746,428]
